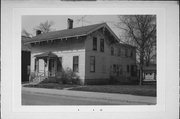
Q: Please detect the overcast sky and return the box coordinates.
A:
[22,15,122,37]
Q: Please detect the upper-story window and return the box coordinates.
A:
[93,37,97,51]
[73,56,79,72]
[111,47,114,56]
[100,39,104,52]
[130,50,133,57]
[118,48,121,56]
[127,65,129,73]
[125,48,128,57]
[113,64,116,73]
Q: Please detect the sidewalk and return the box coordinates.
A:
[22,87,156,105]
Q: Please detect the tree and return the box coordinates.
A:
[34,20,54,34]
[116,15,156,85]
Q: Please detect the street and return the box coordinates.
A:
[22,91,145,105]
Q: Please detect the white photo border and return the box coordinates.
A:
[2,1,179,119]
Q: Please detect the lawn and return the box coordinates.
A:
[24,83,156,97]
[23,83,79,89]
[70,85,156,97]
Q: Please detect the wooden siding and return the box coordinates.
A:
[30,37,86,83]
[84,30,136,84]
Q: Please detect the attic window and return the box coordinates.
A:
[93,37,97,51]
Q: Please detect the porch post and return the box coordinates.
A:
[35,58,39,76]
[47,57,49,77]
[54,58,57,76]
[44,58,46,77]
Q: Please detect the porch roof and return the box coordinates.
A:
[34,52,57,58]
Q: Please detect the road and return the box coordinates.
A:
[22,91,142,105]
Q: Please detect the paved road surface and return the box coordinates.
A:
[22,91,142,105]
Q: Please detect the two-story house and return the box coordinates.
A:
[23,19,137,85]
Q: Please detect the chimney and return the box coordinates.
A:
[67,18,73,29]
[36,30,41,36]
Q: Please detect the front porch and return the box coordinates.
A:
[32,52,62,83]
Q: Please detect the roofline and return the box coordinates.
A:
[24,34,87,44]
[87,23,120,43]
[24,23,120,45]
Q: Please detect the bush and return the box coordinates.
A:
[61,68,80,85]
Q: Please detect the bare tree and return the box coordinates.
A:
[116,15,156,85]
[34,20,54,34]
[144,37,156,66]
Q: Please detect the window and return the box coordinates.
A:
[90,56,95,72]
[125,48,128,57]
[118,48,121,56]
[127,65,129,73]
[73,56,79,72]
[93,37,97,51]
[100,39,104,52]
[113,64,116,73]
[119,65,123,75]
[111,47,114,56]
[57,57,62,72]
[131,50,133,57]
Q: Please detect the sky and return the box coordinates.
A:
[22,15,122,37]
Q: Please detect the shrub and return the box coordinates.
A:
[61,68,80,84]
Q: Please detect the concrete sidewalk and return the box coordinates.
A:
[22,87,156,105]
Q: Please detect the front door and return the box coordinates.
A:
[49,59,56,77]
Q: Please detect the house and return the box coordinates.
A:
[23,19,137,85]
[22,36,31,83]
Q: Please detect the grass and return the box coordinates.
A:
[70,85,156,97]
[23,83,78,89]
[24,83,156,97]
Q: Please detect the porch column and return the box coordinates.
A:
[47,57,49,77]
[44,58,46,77]
[35,58,39,76]
[54,58,57,76]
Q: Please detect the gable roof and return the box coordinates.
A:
[23,23,120,44]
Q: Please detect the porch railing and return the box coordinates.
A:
[31,71,47,84]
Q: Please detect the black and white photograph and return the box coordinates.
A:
[1,1,179,119]
[21,15,157,105]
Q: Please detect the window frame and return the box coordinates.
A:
[125,48,128,57]
[100,38,104,52]
[57,57,62,72]
[111,47,114,56]
[118,48,121,56]
[90,56,95,72]
[93,37,97,51]
[127,65,129,73]
[73,56,79,72]
[131,50,133,57]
